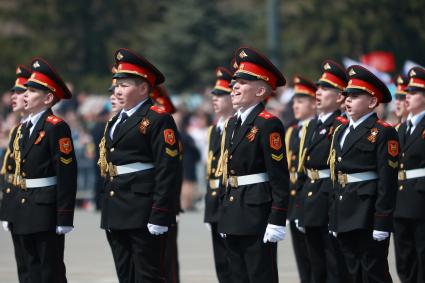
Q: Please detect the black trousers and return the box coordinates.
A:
[225,234,278,283]
[338,229,392,283]
[305,226,348,283]
[210,223,232,283]
[11,232,30,283]
[289,221,312,283]
[394,217,425,283]
[164,223,180,283]
[15,231,67,283]
[106,228,167,283]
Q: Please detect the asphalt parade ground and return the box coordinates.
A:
[0,209,400,282]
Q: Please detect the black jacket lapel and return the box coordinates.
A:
[22,109,52,158]
[342,114,377,155]
[404,116,425,150]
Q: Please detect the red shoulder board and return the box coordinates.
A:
[336,116,349,124]
[150,105,167,114]
[46,115,63,125]
[258,111,275,119]
[377,119,391,128]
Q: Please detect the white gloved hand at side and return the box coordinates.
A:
[147,223,168,235]
[263,224,286,243]
[372,230,389,241]
[2,221,10,232]
[56,226,74,235]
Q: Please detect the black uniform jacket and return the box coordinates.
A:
[299,111,342,227]
[218,103,289,235]
[14,109,77,235]
[204,125,225,223]
[101,99,181,230]
[395,116,425,219]
[329,113,399,233]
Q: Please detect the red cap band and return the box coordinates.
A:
[347,78,383,102]
[236,62,278,89]
[117,62,156,86]
[319,72,347,90]
[28,72,64,99]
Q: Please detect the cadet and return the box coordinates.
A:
[393,74,409,127]
[393,66,425,283]
[204,66,234,283]
[13,58,77,283]
[297,60,348,283]
[328,65,398,282]
[218,46,289,283]
[98,48,181,282]
[286,76,317,283]
[0,64,32,283]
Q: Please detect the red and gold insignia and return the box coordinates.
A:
[139,118,150,134]
[336,116,349,125]
[258,111,275,120]
[59,138,73,154]
[246,126,259,142]
[34,131,46,145]
[327,126,334,138]
[269,132,282,150]
[46,115,63,125]
[388,140,399,157]
[377,119,391,128]
[150,105,166,114]
[164,129,176,146]
[367,128,379,143]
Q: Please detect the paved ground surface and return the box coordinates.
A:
[0,210,400,282]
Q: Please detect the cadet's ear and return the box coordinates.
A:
[44,92,55,105]
[368,96,379,109]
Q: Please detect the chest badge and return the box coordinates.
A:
[34,131,46,144]
[139,118,150,134]
[246,126,259,142]
[367,128,379,143]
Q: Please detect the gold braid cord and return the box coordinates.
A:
[327,124,343,182]
[12,125,23,186]
[215,119,229,185]
[0,127,15,175]
[285,126,294,167]
[206,126,213,177]
[97,122,110,177]
[297,120,310,173]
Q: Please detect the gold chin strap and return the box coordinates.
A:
[97,121,110,178]
[215,119,229,185]
[0,127,15,175]
[327,124,344,182]
[284,126,294,167]
[12,125,23,186]
[206,126,213,177]
[297,120,311,173]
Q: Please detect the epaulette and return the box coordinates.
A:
[150,105,167,114]
[336,116,349,124]
[46,115,63,125]
[258,110,275,120]
[377,119,392,128]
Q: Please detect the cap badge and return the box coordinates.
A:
[33,61,40,68]
[324,63,331,70]
[410,69,416,76]
[116,52,123,60]
[349,68,356,76]
[239,50,248,58]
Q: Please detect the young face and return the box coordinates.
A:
[394,96,408,118]
[315,86,342,114]
[212,94,233,116]
[110,92,123,114]
[23,87,54,114]
[406,91,425,115]
[11,89,27,112]
[344,92,378,121]
[114,78,149,110]
[292,95,316,120]
[231,78,266,111]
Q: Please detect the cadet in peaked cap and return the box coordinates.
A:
[218,47,289,282]
[150,85,176,114]
[317,60,348,91]
[11,58,77,283]
[393,66,425,283]
[328,65,398,282]
[394,74,409,125]
[99,48,181,283]
[11,65,32,92]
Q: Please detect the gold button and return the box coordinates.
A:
[7,165,12,170]
[307,156,311,161]
[308,192,312,197]
[110,190,115,197]
[291,167,296,172]
[5,188,11,194]
[22,159,26,163]
[400,163,404,169]
[290,189,296,196]
[402,153,405,157]
[337,157,342,162]
[310,180,315,184]
[110,177,114,181]
[339,195,343,200]
[230,170,236,174]
[399,185,404,191]
[212,168,216,173]
[229,155,233,160]
[110,148,115,152]
[229,196,234,202]
[212,191,217,196]
[291,155,296,160]
[21,198,26,204]
[22,172,26,177]
[212,156,216,161]
[9,153,13,158]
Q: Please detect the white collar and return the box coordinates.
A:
[216,117,226,132]
[318,112,334,123]
[28,109,47,127]
[119,98,148,119]
[298,116,315,127]
[408,109,425,127]
[349,111,375,129]
[237,103,259,124]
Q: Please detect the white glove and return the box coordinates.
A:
[219,233,227,238]
[2,221,10,232]
[56,226,74,235]
[372,230,389,241]
[147,223,168,235]
[295,219,305,234]
[263,224,286,243]
[329,230,338,238]
[205,223,212,232]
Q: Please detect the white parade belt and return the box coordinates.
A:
[307,169,330,180]
[24,176,57,189]
[337,171,378,187]
[398,168,425,181]
[228,173,269,188]
[108,162,155,176]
